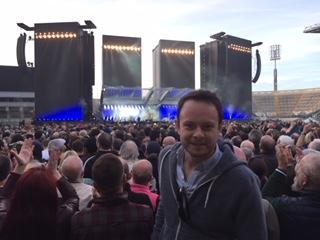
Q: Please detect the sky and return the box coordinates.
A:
[1,0,320,98]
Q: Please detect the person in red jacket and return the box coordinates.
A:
[131,159,159,212]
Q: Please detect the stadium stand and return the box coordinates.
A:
[253,88,320,118]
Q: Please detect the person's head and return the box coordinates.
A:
[79,129,89,138]
[96,132,112,150]
[61,155,84,183]
[242,147,254,162]
[112,137,124,152]
[240,140,255,152]
[259,135,275,154]
[291,132,300,145]
[248,129,263,153]
[34,130,43,141]
[149,128,160,141]
[131,159,153,186]
[265,128,281,142]
[176,90,223,161]
[89,127,101,138]
[92,153,124,196]
[248,156,268,188]
[277,135,294,147]
[0,155,11,184]
[162,135,176,148]
[71,139,84,155]
[119,140,139,161]
[233,146,246,161]
[231,135,242,148]
[292,153,320,192]
[59,150,78,166]
[308,139,320,151]
[84,136,97,154]
[48,138,66,160]
[2,167,57,240]
[146,141,161,157]
[305,131,316,146]
[0,139,7,152]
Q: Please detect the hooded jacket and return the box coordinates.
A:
[152,142,267,240]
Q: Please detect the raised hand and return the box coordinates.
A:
[11,138,34,174]
[275,144,289,172]
[47,148,62,180]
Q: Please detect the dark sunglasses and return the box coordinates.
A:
[177,187,190,221]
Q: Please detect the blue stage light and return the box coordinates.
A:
[36,104,84,122]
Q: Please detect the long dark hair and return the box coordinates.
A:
[1,167,58,240]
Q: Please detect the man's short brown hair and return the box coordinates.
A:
[92,153,123,195]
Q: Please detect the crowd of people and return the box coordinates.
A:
[0,89,320,239]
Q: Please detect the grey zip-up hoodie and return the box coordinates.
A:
[152,142,267,240]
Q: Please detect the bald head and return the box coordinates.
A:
[240,140,255,152]
[233,146,246,161]
[132,160,153,185]
[308,139,320,151]
[242,147,254,161]
[61,155,83,183]
[259,135,275,153]
[162,136,176,148]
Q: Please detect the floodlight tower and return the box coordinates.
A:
[270,45,281,91]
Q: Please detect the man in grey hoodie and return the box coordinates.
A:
[152,90,267,240]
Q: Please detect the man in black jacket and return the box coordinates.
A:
[262,145,320,240]
[258,135,278,176]
[83,132,117,178]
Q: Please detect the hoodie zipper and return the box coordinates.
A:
[174,220,181,240]
[188,175,219,203]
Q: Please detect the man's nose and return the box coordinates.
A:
[193,126,205,138]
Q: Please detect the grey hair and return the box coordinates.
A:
[308,139,320,151]
[119,140,139,161]
[302,153,320,191]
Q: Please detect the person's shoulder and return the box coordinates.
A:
[72,182,93,192]
[159,142,181,158]
[219,155,257,184]
[71,206,94,226]
[83,154,96,166]
[128,201,154,218]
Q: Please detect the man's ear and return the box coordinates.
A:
[302,175,309,188]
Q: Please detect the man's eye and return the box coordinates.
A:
[184,124,194,130]
[203,125,214,130]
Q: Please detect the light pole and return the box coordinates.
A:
[270,45,281,91]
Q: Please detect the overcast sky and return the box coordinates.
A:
[1,0,320,98]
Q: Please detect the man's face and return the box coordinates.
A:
[176,100,221,161]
